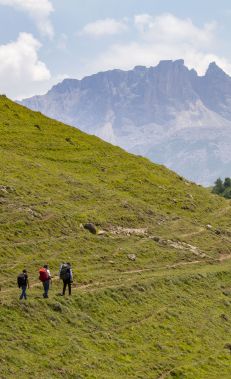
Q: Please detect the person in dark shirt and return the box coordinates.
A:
[59,262,73,296]
[17,269,29,300]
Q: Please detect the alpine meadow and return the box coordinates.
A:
[1,96,231,378]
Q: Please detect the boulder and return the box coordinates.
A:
[84,223,97,234]
[98,230,107,236]
[127,254,136,261]
[152,236,160,242]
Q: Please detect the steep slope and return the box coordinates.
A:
[21,60,231,185]
[1,96,231,378]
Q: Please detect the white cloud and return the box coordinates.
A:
[134,13,217,48]
[80,18,128,37]
[0,33,51,99]
[0,0,54,38]
[82,14,231,77]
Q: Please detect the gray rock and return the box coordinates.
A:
[84,223,97,234]
[127,254,136,261]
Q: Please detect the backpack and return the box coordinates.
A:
[39,268,49,282]
[17,273,26,288]
[60,264,70,281]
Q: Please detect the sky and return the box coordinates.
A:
[1,0,231,99]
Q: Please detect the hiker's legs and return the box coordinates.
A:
[45,280,49,297]
[43,280,49,298]
[62,280,67,295]
[23,286,27,299]
[20,285,27,300]
[68,282,71,295]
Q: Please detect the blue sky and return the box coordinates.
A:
[0,0,231,99]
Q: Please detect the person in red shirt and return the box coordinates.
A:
[39,265,51,298]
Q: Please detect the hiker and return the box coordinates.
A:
[59,262,73,296]
[39,264,51,298]
[17,269,29,300]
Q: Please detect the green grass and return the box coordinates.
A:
[1,96,231,378]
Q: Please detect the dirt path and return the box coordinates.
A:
[121,259,203,275]
[179,227,205,239]
[218,253,231,262]
[1,253,231,296]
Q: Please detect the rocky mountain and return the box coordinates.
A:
[21,59,231,185]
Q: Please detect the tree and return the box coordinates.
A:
[224,187,231,199]
[224,177,231,188]
[212,178,224,195]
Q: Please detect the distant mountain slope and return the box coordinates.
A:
[22,60,231,185]
[2,96,231,378]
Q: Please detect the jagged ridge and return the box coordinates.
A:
[21,60,231,185]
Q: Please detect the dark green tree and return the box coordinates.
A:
[224,177,231,188]
[212,178,224,195]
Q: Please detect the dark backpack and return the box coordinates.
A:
[17,273,26,288]
[60,264,70,281]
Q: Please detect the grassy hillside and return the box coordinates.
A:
[1,96,231,378]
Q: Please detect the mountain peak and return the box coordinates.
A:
[205,62,228,77]
[157,59,185,68]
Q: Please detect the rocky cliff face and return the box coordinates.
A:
[21,60,231,185]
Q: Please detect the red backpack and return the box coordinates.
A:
[39,268,49,282]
